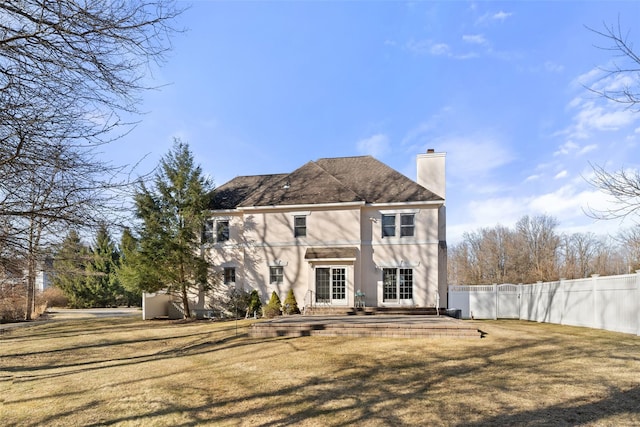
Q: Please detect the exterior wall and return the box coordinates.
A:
[205,202,444,309]
[142,292,172,320]
[206,205,364,308]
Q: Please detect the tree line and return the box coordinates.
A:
[0,1,182,320]
[448,214,640,286]
[53,226,140,308]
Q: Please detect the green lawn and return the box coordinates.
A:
[1,317,639,426]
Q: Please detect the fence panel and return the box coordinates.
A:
[449,273,640,336]
[497,284,519,318]
[561,278,593,329]
[595,274,637,334]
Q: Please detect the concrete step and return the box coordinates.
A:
[249,316,481,339]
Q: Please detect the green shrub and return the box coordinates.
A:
[247,289,262,318]
[282,289,300,315]
[263,291,282,318]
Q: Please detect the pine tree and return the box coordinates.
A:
[133,139,213,318]
[116,227,143,306]
[53,230,91,308]
[85,224,122,307]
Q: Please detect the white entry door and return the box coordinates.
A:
[315,267,347,305]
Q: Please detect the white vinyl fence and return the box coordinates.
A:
[449,272,640,336]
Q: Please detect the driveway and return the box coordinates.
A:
[0,307,141,331]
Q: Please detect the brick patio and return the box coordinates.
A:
[249,315,482,338]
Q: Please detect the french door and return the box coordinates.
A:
[315,267,347,305]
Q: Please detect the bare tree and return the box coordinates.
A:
[586,20,640,218]
[0,1,183,319]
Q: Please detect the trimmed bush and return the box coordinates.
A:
[282,289,300,315]
[247,289,262,318]
[263,291,282,318]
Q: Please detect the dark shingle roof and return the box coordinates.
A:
[210,155,441,209]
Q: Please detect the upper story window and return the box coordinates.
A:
[294,216,306,237]
[400,214,415,237]
[203,219,229,244]
[381,214,396,237]
[217,220,230,242]
[381,213,415,238]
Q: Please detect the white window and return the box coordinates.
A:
[381,213,415,238]
[224,268,236,285]
[203,219,229,244]
[383,268,413,302]
[269,266,284,285]
[400,214,415,237]
[294,216,306,237]
[381,214,396,237]
[216,220,229,242]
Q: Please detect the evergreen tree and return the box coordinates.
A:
[247,289,262,318]
[86,224,122,307]
[263,291,282,318]
[53,230,91,308]
[116,227,143,306]
[283,289,300,315]
[133,139,213,318]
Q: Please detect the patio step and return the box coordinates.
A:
[303,306,448,316]
[249,316,482,339]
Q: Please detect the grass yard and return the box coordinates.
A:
[1,317,639,426]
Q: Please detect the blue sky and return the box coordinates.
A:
[108,1,640,243]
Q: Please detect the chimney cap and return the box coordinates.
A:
[427,148,435,153]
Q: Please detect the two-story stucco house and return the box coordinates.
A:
[204,150,446,311]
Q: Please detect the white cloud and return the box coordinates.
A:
[434,133,514,178]
[554,140,579,156]
[578,144,597,155]
[544,61,564,73]
[462,34,487,45]
[448,182,621,244]
[492,11,512,21]
[405,39,478,59]
[476,10,513,25]
[554,170,568,179]
[356,133,390,158]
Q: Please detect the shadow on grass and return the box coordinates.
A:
[456,386,640,427]
[4,318,640,426]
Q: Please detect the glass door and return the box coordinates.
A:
[315,267,347,305]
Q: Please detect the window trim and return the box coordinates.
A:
[203,219,230,244]
[294,215,306,238]
[381,214,396,237]
[269,266,284,285]
[216,220,230,242]
[400,214,415,237]
[380,212,416,238]
[223,267,236,285]
[382,267,414,303]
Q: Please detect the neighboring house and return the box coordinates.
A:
[203,150,447,311]
[0,258,53,292]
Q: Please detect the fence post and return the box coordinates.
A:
[518,283,523,320]
[591,274,600,329]
[637,271,640,336]
[559,278,566,326]
[493,283,498,320]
